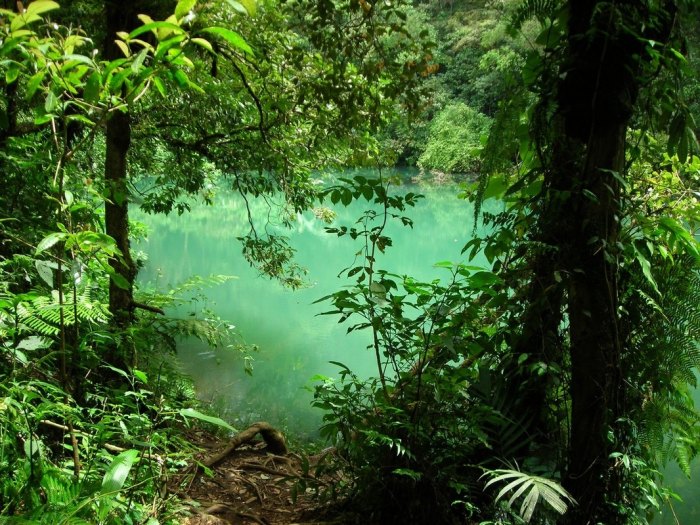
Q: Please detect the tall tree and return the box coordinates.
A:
[511,1,689,522]
[103,0,138,327]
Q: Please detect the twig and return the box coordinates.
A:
[132,301,166,315]
[238,462,287,478]
[230,471,264,504]
[67,421,81,477]
[39,419,161,459]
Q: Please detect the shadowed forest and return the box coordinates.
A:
[1,0,700,524]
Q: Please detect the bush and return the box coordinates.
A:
[418,103,492,174]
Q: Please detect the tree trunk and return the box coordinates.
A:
[555,1,642,522]
[105,110,135,327]
[564,124,625,524]
[517,0,678,521]
[103,0,139,328]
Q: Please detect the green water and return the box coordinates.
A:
[135,170,482,436]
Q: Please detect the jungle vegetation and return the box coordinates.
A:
[0,0,699,524]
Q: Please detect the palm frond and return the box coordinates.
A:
[482,468,576,523]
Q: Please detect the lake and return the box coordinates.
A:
[135,169,479,436]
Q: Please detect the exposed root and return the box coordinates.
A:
[203,422,287,468]
[238,461,288,477]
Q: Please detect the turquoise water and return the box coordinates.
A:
[135,170,480,436]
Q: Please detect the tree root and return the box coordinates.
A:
[238,461,288,477]
[203,421,287,469]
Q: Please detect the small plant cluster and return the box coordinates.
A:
[311,151,700,523]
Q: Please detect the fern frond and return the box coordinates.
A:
[509,0,561,32]
[137,274,236,310]
[13,279,110,341]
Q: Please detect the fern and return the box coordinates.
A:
[135,275,244,354]
[509,0,561,33]
[623,257,700,473]
[15,282,110,338]
[137,274,236,310]
[40,468,81,508]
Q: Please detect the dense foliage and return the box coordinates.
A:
[310,1,700,525]
[1,0,700,524]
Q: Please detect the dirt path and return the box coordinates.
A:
[174,426,347,525]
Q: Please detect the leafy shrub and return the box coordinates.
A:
[312,176,530,524]
[418,103,492,174]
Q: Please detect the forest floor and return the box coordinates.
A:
[174,426,351,525]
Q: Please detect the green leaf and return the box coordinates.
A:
[16,336,49,351]
[225,0,256,16]
[5,65,20,84]
[393,468,422,480]
[84,71,101,103]
[153,76,167,98]
[190,37,214,53]
[658,217,699,257]
[25,0,60,16]
[179,408,236,431]
[10,14,34,32]
[25,70,45,100]
[635,250,660,296]
[483,469,575,523]
[172,68,189,87]
[24,438,42,458]
[101,449,139,494]
[44,91,58,113]
[62,53,94,67]
[154,34,187,60]
[175,0,197,20]
[369,282,386,294]
[130,47,149,73]
[36,232,67,254]
[340,189,352,206]
[110,272,130,290]
[115,39,130,58]
[103,365,130,380]
[35,260,54,287]
[129,22,183,41]
[483,174,509,200]
[469,271,501,287]
[199,27,253,55]
[10,348,28,365]
[132,369,148,384]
